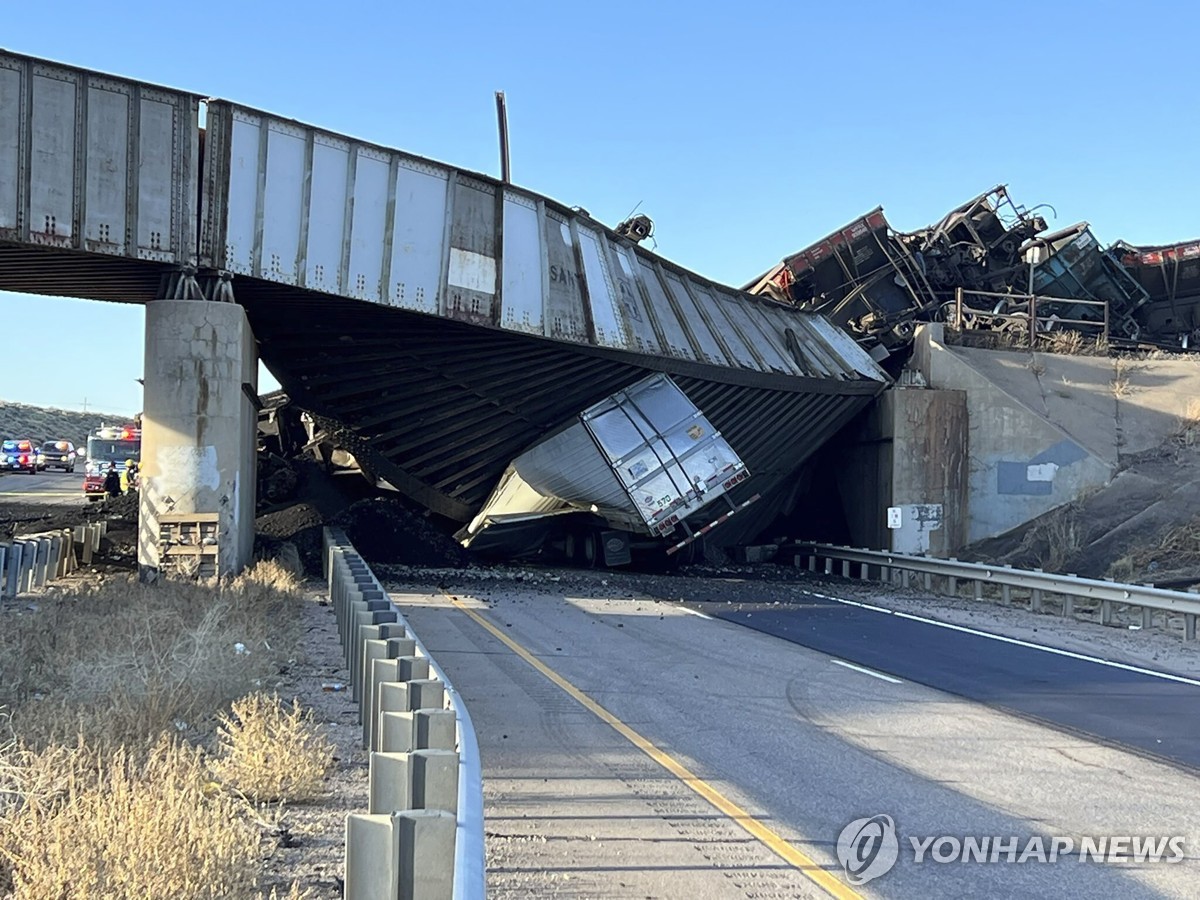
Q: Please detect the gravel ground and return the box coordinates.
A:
[255,586,366,898]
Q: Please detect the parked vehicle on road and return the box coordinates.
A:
[39,439,77,472]
[1,439,39,474]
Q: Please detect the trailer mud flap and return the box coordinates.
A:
[665,493,762,556]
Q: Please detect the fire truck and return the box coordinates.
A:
[82,423,142,501]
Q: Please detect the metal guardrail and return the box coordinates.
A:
[322,527,485,900]
[950,287,1111,344]
[795,543,1199,641]
[1,522,107,599]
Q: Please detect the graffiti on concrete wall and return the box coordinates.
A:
[996,440,1088,496]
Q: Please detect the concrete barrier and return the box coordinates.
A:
[0,520,113,599]
[323,528,484,900]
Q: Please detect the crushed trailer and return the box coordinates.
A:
[459,373,755,566]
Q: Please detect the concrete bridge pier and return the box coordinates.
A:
[138,288,258,580]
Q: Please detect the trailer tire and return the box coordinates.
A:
[582,530,600,568]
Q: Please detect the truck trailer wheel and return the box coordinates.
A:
[581,530,600,568]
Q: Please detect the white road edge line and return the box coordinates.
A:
[802,590,1200,688]
[831,658,902,684]
[680,606,714,620]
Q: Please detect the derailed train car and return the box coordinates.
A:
[1112,239,1200,346]
[745,185,1176,354]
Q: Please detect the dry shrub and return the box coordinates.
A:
[1107,517,1200,582]
[0,563,309,751]
[0,736,263,899]
[1013,502,1087,573]
[1172,398,1200,448]
[212,693,333,803]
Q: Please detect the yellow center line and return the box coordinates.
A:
[446,593,862,900]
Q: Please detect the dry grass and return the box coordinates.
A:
[1012,500,1089,573]
[1172,398,1200,448]
[0,561,325,898]
[1108,517,1200,582]
[1035,329,1109,357]
[1110,359,1133,397]
[0,562,307,751]
[212,693,334,803]
[0,737,262,898]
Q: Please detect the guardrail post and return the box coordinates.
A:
[841,560,850,578]
[922,572,932,591]
[1100,598,1113,625]
[415,709,457,752]
[399,810,456,900]
[64,529,77,574]
[412,749,460,813]
[808,555,817,572]
[369,751,414,814]
[380,678,443,719]
[947,560,958,596]
[46,536,62,582]
[823,558,833,576]
[973,579,983,601]
[0,544,7,598]
[350,606,398,700]
[901,569,911,589]
[378,706,457,756]
[860,562,870,580]
[345,813,400,899]
[1187,615,1197,641]
[33,538,51,587]
[73,526,89,565]
[344,807,459,900]
[18,541,36,594]
[323,529,488,900]
[880,564,890,583]
[1062,594,1074,617]
[363,639,419,749]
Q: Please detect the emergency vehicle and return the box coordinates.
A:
[82,423,142,500]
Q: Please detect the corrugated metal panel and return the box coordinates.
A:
[201,99,888,386]
[240,282,886,524]
[0,50,199,264]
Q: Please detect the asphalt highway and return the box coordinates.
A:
[699,586,1200,771]
[0,468,88,507]
[394,577,1200,899]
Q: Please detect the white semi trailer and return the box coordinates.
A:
[460,373,756,566]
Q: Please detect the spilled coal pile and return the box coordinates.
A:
[254,456,471,576]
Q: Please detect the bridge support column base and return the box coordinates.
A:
[138,300,258,580]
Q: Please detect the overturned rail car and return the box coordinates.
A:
[1113,239,1200,345]
[744,185,1169,353]
[196,101,891,561]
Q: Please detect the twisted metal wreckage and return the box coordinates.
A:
[744,185,1200,355]
[263,185,1199,563]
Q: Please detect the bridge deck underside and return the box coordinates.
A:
[237,280,880,532]
[0,243,169,303]
[0,245,881,537]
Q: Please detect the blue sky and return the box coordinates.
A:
[3,0,1198,414]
